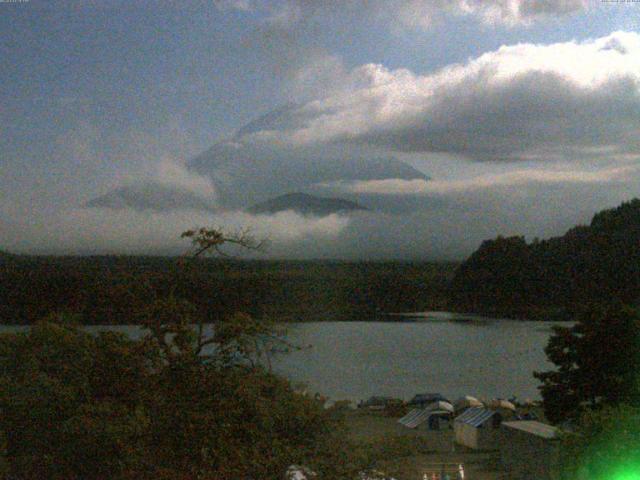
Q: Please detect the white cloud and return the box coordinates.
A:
[252,31,640,162]
[325,164,636,195]
[213,0,254,12]
[155,157,217,200]
[6,207,350,255]
[214,0,590,27]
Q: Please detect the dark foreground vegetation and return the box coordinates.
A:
[0,254,454,325]
[0,230,403,480]
[449,199,640,320]
[535,303,640,479]
[0,313,364,480]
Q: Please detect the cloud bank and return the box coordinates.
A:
[215,0,590,28]
[249,31,640,162]
[323,164,635,195]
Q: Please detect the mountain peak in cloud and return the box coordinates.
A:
[85,105,429,213]
[248,192,368,216]
[86,183,217,213]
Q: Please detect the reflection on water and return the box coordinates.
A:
[0,312,569,403]
[271,314,569,403]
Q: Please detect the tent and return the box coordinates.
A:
[489,399,516,412]
[425,400,454,414]
[454,395,484,412]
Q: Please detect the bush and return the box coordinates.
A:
[0,314,358,480]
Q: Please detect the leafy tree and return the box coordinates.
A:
[0,228,361,479]
[534,303,640,424]
[0,316,155,479]
[556,404,640,480]
[449,198,640,319]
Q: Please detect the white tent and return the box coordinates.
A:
[489,399,516,411]
[426,400,454,414]
[454,395,483,412]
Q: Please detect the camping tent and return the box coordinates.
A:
[454,395,483,412]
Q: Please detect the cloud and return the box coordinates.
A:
[213,0,254,12]
[6,163,640,260]
[324,164,636,195]
[214,0,590,28]
[247,31,640,162]
[5,207,351,256]
[154,158,217,200]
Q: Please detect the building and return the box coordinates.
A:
[398,401,454,430]
[454,407,502,450]
[500,420,559,480]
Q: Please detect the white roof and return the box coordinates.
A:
[426,400,454,413]
[454,407,496,427]
[502,421,558,439]
[489,399,516,411]
[398,409,432,428]
[454,395,483,410]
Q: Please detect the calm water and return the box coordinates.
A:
[0,312,566,403]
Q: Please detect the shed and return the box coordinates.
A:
[398,406,452,430]
[500,421,559,480]
[398,408,431,429]
[454,407,502,450]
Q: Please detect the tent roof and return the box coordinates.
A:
[398,409,432,428]
[454,407,497,427]
[502,421,558,439]
[489,399,516,411]
[426,400,454,413]
[454,396,483,410]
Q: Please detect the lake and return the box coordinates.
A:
[0,312,567,404]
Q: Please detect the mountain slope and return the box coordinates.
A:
[86,105,430,212]
[188,141,428,209]
[86,184,216,212]
[449,199,640,319]
[248,193,368,216]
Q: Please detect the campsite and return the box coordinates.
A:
[347,393,553,479]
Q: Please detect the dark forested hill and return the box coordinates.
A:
[449,199,640,320]
[0,256,454,325]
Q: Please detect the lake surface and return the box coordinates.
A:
[0,312,567,404]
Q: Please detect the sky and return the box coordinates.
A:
[1,0,640,259]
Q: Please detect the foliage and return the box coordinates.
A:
[449,199,640,319]
[0,257,454,325]
[0,318,155,479]
[0,228,365,479]
[534,303,640,424]
[556,404,640,480]
[0,313,360,479]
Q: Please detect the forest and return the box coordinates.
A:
[3,198,640,325]
[448,198,640,320]
[0,254,454,325]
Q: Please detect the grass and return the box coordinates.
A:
[345,409,504,480]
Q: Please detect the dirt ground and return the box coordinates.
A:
[345,410,506,480]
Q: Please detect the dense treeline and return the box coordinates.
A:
[449,198,640,319]
[0,255,454,325]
